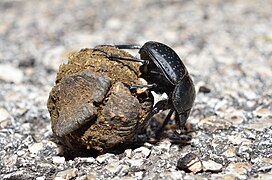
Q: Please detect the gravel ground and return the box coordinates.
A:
[0,0,271,179]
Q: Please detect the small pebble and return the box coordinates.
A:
[96,153,115,163]
[124,149,132,158]
[36,177,45,180]
[202,160,223,172]
[227,134,244,145]
[134,171,144,179]
[198,85,211,93]
[177,153,222,173]
[126,158,144,167]
[254,107,272,117]
[16,150,25,156]
[52,156,65,164]
[225,110,246,125]
[226,162,252,176]
[77,157,96,164]
[133,146,151,158]
[28,142,43,154]
[55,168,78,180]
[187,160,202,174]
[223,146,236,158]
[177,153,201,173]
[105,159,121,174]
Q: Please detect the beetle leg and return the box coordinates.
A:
[138,99,169,131]
[175,110,190,132]
[113,44,142,49]
[155,109,175,136]
[97,44,142,49]
[129,83,157,90]
[150,70,163,75]
[107,54,149,64]
[95,47,149,64]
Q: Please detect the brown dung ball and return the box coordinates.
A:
[47,46,153,153]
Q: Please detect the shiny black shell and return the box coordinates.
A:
[139,41,187,85]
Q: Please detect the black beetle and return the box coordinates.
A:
[99,41,196,134]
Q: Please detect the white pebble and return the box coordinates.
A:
[28,142,43,154]
[52,156,65,164]
[133,146,151,158]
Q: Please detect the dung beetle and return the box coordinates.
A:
[99,41,196,134]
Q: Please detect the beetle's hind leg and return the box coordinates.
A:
[98,44,142,49]
[107,53,149,64]
[138,99,170,132]
[95,47,149,64]
[154,109,175,137]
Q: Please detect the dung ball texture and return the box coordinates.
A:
[47,46,153,152]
